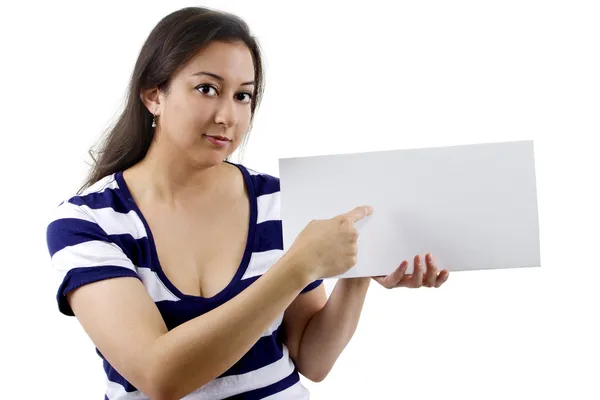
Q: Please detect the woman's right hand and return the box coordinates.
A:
[286,206,373,280]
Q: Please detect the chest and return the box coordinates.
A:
[144,195,251,298]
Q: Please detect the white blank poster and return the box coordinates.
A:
[278,140,541,278]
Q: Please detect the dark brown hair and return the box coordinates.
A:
[79,6,265,193]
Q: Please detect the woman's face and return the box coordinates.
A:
[149,40,256,167]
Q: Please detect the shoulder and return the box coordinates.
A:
[238,164,280,198]
[50,173,121,217]
[246,168,281,197]
[47,174,118,234]
[46,172,143,257]
[235,164,281,220]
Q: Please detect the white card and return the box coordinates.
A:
[278,140,541,278]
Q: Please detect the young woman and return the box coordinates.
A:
[46,6,449,400]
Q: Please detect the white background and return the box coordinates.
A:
[1,1,599,399]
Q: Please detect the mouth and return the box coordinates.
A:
[203,134,231,141]
[202,133,231,147]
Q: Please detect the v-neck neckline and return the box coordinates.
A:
[115,161,258,303]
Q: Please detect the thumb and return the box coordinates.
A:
[343,205,373,223]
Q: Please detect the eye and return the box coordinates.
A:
[236,92,253,104]
[196,84,218,97]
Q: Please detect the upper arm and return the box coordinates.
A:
[66,276,167,394]
[46,202,167,396]
[282,281,327,363]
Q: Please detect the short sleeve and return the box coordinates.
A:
[301,279,323,293]
[46,201,140,316]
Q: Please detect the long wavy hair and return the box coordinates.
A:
[79,7,265,193]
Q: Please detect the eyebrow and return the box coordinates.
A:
[192,71,255,86]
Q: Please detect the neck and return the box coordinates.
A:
[125,141,233,207]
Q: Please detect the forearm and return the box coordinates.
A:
[296,277,371,381]
[149,253,311,400]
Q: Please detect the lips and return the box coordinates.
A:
[203,134,231,141]
[202,134,231,148]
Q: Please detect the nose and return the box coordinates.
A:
[214,97,237,128]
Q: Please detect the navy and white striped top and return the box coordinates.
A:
[46,162,322,400]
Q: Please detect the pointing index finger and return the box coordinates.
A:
[345,205,373,223]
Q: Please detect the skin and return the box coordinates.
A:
[66,40,450,399]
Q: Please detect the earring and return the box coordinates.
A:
[152,114,157,128]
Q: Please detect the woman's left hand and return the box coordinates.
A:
[373,253,449,289]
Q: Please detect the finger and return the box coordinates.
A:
[343,205,373,224]
[396,272,414,288]
[424,253,438,287]
[435,270,450,288]
[384,261,409,288]
[372,276,386,285]
[411,255,424,287]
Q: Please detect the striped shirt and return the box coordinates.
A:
[46,162,322,400]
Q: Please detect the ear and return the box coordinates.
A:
[140,87,162,116]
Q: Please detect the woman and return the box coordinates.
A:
[46,6,449,400]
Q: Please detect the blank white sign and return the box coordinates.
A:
[278,140,541,278]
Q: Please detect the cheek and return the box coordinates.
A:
[166,101,211,141]
[190,108,213,131]
[234,108,252,136]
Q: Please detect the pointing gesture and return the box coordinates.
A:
[287,205,374,280]
[287,205,450,289]
[340,206,373,224]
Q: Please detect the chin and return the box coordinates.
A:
[194,149,233,168]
